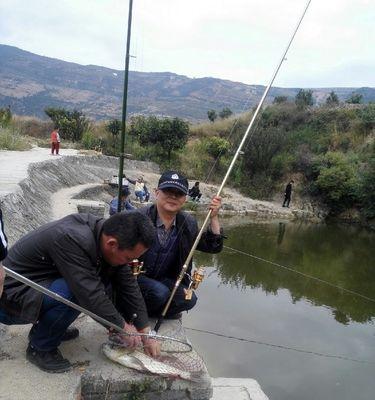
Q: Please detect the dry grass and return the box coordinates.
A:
[12,115,53,138]
[190,111,253,139]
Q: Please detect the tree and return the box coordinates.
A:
[358,104,375,134]
[295,89,313,109]
[313,152,357,213]
[325,91,339,107]
[203,136,231,159]
[273,96,288,105]
[346,93,362,104]
[157,118,189,162]
[106,119,122,138]
[45,107,90,142]
[219,107,233,119]
[243,126,287,178]
[207,110,217,123]
[129,116,189,163]
[358,152,375,218]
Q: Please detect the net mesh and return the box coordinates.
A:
[105,320,206,379]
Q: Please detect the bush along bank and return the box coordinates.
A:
[2,103,374,227]
[188,103,375,227]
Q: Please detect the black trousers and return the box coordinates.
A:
[283,195,291,207]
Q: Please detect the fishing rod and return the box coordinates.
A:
[154,0,312,332]
[3,266,192,352]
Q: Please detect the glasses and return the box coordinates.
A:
[160,188,186,198]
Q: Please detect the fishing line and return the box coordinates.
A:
[203,98,256,184]
[223,245,375,304]
[155,0,313,331]
[185,327,375,365]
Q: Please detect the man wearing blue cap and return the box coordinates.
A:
[138,170,223,319]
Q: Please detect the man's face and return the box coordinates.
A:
[155,188,186,214]
[102,239,148,266]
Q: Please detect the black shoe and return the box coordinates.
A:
[28,327,79,342]
[26,344,72,373]
[61,327,79,342]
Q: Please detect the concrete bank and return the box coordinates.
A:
[0,149,269,399]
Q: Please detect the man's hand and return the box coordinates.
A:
[209,196,222,234]
[0,263,5,298]
[139,327,161,358]
[110,321,143,348]
[209,196,222,218]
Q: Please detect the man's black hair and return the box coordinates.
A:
[102,211,155,250]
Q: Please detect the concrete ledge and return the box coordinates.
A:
[212,378,269,400]
[0,316,213,400]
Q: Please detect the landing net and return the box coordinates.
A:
[104,321,206,380]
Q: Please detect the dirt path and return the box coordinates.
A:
[0,146,79,197]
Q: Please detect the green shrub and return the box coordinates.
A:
[0,107,12,128]
[81,131,104,150]
[203,136,231,159]
[313,152,358,213]
[45,107,90,142]
[0,126,31,150]
[357,149,375,218]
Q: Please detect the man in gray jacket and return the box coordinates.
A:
[0,212,159,373]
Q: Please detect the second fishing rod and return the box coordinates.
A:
[154,0,312,332]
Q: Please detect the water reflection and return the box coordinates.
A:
[195,219,375,325]
[277,222,286,245]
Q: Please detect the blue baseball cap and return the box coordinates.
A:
[158,171,188,195]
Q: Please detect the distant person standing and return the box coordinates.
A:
[0,207,8,297]
[50,128,60,155]
[282,180,294,208]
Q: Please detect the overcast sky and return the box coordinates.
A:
[1,0,374,88]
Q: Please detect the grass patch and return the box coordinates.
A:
[0,126,32,150]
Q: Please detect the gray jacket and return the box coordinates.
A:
[1,213,148,329]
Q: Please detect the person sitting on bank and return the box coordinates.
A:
[137,171,223,319]
[0,212,160,373]
[0,207,8,297]
[188,181,202,202]
[127,175,146,203]
[109,188,135,215]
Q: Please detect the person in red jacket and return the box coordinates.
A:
[50,128,60,155]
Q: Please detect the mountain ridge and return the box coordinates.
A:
[0,44,374,121]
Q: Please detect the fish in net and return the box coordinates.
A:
[103,320,207,381]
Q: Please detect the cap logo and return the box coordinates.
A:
[171,174,179,180]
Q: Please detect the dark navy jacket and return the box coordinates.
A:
[138,205,223,282]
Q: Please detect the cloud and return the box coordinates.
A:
[0,0,374,87]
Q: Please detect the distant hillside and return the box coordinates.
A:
[0,44,374,121]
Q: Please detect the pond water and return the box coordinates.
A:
[184,218,375,400]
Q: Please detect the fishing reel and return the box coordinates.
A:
[185,266,205,300]
[128,259,144,276]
